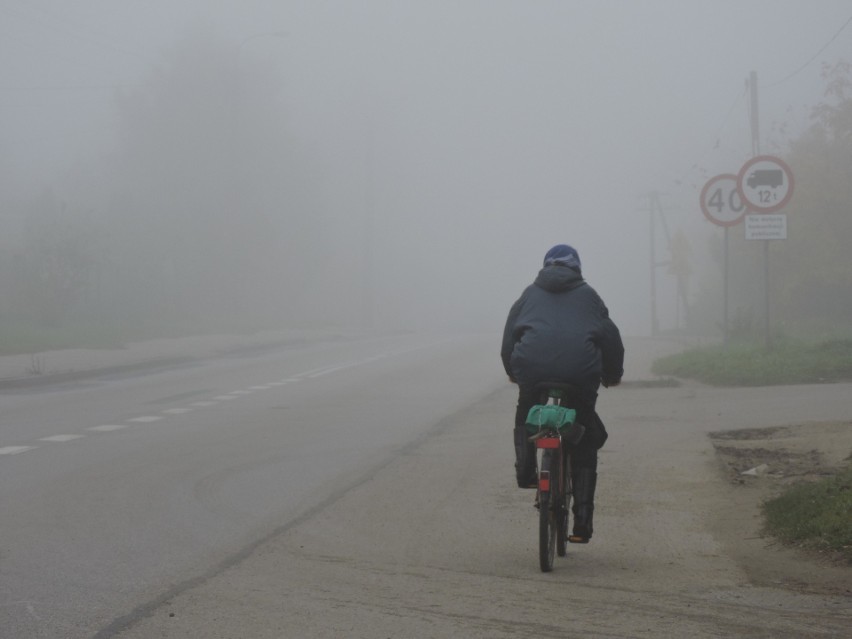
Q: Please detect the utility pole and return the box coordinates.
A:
[649,192,659,336]
[748,70,772,349]
[362,114,375,331]
[646,191,673,336]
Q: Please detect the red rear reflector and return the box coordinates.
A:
[536,437,560,449]
[539,472,551,492]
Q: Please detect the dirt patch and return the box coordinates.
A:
[711,422,852,484]
[708,420,852,594]
[712,443,830,483]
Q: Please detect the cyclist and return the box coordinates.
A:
[501,244,624,543]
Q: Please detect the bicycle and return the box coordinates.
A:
[526,382,586,572]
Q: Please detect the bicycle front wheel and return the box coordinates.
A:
[538,450,556,572]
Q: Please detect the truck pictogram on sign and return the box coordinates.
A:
[746,169,783,189]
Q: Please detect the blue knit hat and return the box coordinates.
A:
[543,244,581,271]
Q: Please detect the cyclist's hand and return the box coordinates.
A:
[602,377,621,388]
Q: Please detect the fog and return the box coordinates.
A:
[2,1,851,338]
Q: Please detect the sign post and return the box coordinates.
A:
[736,155,794,349]
[700,174,746,345]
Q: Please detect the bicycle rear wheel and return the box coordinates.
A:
[556,471,569,557]
[538,450,556,572]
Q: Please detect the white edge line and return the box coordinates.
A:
[0,446,37,455]
[39,435,85,442]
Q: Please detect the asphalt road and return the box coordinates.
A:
[3,333,850,638]
[0,332,505,639]
[110,364,852,639]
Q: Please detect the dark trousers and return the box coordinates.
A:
[514,384,607,472]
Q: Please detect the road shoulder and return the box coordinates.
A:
[708,419,852,595]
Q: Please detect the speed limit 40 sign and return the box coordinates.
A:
[700,173,746,227]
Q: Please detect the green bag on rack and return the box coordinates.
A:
[524,404,577,434]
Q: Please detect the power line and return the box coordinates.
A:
[716,85,749,146]
[765,14,852,88]
[670,15,852,191]
[668,86,749,190]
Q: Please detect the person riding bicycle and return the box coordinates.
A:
[501,244,624,543]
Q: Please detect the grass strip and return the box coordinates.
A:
[763,466,852,563]
[651,339,852,386]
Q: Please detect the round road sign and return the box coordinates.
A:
[700,173,746,227]
[736,155,794,213]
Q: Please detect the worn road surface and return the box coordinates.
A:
[100,337,851,639]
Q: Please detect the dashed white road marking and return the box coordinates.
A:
[3,347,430,458]
[39,435,84,442]
[0,446,36,455]
[305,361,361,378]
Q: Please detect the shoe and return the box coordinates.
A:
[515,462,538,489]
[569,469,597,543]
[568,527,590,544]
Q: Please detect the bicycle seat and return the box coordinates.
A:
[534,382,585,407]
[534,381,582,393]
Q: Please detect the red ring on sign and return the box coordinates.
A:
[700,173,746,227]
[736,155,794,214]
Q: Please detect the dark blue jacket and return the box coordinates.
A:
[501,265,624,390]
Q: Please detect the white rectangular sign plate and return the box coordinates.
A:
[745,214,787,240]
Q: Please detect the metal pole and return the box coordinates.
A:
[649,193,658,336]
[362,116,375,330]
[723,226,729,345]
[749,70,772,349]
[749,71,760,155]
[764,240,771,348]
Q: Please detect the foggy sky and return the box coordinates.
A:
[2,1,851,335]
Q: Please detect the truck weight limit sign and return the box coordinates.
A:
[700,173,746,227]
[736,155,794,213]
